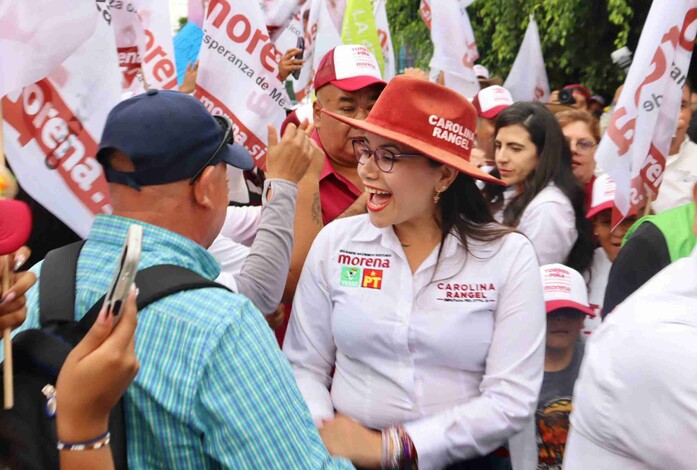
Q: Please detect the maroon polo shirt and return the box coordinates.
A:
[312,130,362,224]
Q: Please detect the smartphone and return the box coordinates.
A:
[291,36,305,80]
[102,225,142,325]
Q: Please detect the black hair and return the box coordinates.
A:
[428,164,512,261]
[484,102,593,273]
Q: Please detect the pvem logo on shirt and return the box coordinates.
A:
[436,282,497,302]
[337,250,390,289]
[340,266,362,287]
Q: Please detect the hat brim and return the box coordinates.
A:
[0,200,32,254]
[322,110,507,186]
[221,143,255,171]
[546,300,595,317]
[586,201,613,219]
[329,76,387,92]
[480,104,510,120]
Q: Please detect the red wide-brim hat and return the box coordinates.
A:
[322,75,506,186]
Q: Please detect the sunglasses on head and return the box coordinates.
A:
[189,115,234,184]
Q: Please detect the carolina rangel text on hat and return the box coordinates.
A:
[322,75,506,186]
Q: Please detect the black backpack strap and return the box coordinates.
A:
[74,264,229,339]
[39,241,86,328]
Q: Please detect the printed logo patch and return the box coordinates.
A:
[340,266,362,288]
[361,269,383,289]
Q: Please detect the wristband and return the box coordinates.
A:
[57,431,111,451]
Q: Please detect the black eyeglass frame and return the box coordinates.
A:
[351,139,423,174]
[189,115,234,184]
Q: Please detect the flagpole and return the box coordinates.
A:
[0,99,14,410]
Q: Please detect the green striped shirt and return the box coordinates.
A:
[19,215,353,469]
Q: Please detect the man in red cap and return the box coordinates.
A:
[283,45,386,305]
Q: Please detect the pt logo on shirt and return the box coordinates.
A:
[340,266,362,288]
[361,270,383,289]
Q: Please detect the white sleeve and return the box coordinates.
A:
[282,229,336,427]
[220,205,263,247]
[404,238,546,469]
[209,235,250,292]
[517,200,577,266]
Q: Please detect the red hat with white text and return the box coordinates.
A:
[540,264,595,317]
[321,75,506,185]
[472,85,514,119]
[586,174,616,218]
[313,45,386,92]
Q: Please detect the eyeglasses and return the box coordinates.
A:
[352,139,423,173]
[189,115,234,184]
[566,138,597,153]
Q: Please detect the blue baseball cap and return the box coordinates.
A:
[97,89,254,189]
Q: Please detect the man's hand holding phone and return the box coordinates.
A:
[56,286,140,444]
[278,39,305,82]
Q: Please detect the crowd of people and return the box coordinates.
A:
[1,41,697,470]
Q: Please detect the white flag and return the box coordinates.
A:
[504,16,550,102]
[2,10,122,236]
[273,9,304,54]
[110,0,178,95]
[424,0,479,98]
[137,0,179,90]
[196,0,288,169]
[598,0,697,224]
[260,0,301,41]
[292,0,343,102]
[373,0,396,81]
[0,0,99,97]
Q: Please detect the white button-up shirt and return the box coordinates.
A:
[565,245,697,469]
[653,137,697,214]
[283,214,545,469]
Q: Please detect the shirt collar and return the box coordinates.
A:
[352,217,463,259]
[312,130,362,195]
[89,214,221,280]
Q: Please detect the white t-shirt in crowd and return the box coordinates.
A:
[581,247,612,340]
[564,246,697,470]
[652,137,697,214]
[283,214,546,470]
[497,184,577,266]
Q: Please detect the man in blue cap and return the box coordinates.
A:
[15,90,354,469]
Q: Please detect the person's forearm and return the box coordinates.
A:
[282,176,323,304]
[234,179,298,314]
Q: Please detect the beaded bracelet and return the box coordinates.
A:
[381,426,418,469]
[57,431,111,451]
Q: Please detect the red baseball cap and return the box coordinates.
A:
[321,75,506,185]
[541,264,595,317]
[0,200,32,255]
[472,85,514,119]
[313,45,386,92]
[586,174,616,219]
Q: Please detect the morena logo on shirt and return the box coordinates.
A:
[337,253,391,269]
[436,282,497,302]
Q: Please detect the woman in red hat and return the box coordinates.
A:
[283,76,545,469]
[487,102,594,274]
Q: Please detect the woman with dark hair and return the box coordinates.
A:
[283,76,546,470]
[488,102,593,273]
